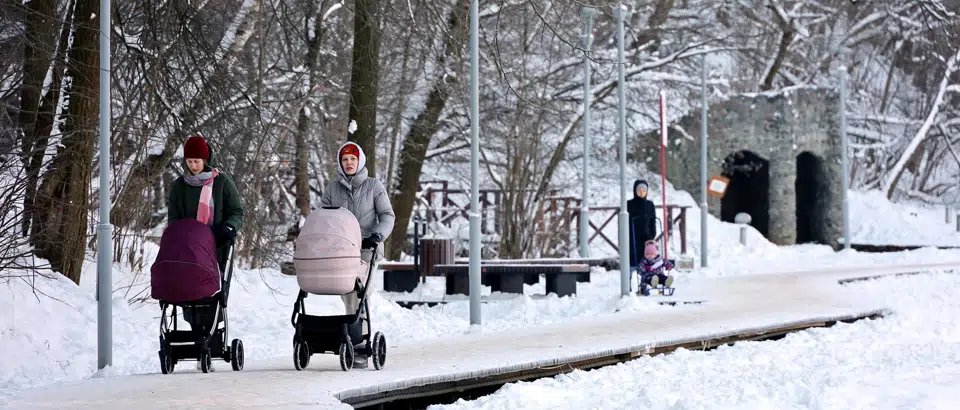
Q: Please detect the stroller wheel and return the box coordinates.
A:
[159,348,175,374]
[199,350,212,373]
[293,338,310,371]
[372,332,387,371]
[339,339,354,372]
[230,339,244,371]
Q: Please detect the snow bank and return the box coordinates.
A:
[430,272,960,410]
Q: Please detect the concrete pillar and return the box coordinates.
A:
[767,156,797,245]
[818,150,845,249]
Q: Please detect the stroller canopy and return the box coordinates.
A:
[294,207,368,295]
[151,218,222,303]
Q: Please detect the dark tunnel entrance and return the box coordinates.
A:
[721,150,770,238]
[796,151,829,244]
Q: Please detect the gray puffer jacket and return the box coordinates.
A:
[320,142,396,260]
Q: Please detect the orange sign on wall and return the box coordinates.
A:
[707,176,730,198]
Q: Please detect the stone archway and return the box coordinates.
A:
[796,151,829,244]
[637,88,845,248]
[720,150,770,238]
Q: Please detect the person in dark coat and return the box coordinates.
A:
[167,136,244,269]
[166,135,244,370]
[627,179,657,267]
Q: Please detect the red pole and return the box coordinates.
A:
[659,91,669,261]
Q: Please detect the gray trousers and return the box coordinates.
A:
[341,248,379,337]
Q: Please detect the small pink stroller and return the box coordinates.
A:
[290,206,386,371]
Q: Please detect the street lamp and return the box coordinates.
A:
[579,6,597,258]
[97,0,114,369]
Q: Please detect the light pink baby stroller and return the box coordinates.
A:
[290,206,386,371]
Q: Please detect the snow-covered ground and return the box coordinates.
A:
[849,190,960,247]
[2,187,960,403]
[430,271,960,410]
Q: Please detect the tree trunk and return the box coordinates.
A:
[346,0,381,177]
[18,0,58,236]
[30,0,100,284]
[879,45,900,115]
[384,32,414,191]
[496,97,545,259]
[385,0,469,261]
[633,0,674,50]
[294,106,312,217]
[294,1,330,218]
[760,5,795,92]
[26,0,74,233]
[498,133,537,259]
[500,192,522,259]
[917,138,943,193]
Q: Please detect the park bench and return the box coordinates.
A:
[381,257,603,293]
[455,256,615,283]
[380,262,420,293]
[380,236,455,293]
[435,263,590,298]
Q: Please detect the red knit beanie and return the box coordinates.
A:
[183,136,210,161]
[339,143,360,159]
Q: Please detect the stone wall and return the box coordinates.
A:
[634,88,844,248]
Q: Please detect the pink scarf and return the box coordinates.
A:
[184,168,220,225]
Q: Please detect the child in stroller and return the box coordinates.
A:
[636,240,676,296]
[151,218,244,374]
[290,206,387,372]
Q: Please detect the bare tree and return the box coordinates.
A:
[346,0,382,176]
[884,48,960,198]
[291,0,333,218]
[385,0,469,260]
[17,0,64,238]
[30,0,100,284]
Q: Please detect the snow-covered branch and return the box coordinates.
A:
[882,48,960,198]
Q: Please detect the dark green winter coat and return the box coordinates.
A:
[167,171,244,230]
[167,151,244,267]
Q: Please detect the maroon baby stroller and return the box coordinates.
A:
[151,218,244,374]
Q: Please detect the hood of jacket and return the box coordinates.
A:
[336,141,368,185]
[633,179,649,198]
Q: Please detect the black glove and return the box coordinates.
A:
[361,233,382,250]
[213,224,237,247]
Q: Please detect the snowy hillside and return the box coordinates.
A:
[849,190,960,247]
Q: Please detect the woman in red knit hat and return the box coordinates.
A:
[167,135,244,369]
[319,141,395,369]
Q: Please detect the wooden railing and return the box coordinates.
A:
[568,204,690,254]
[411,181,689,255]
